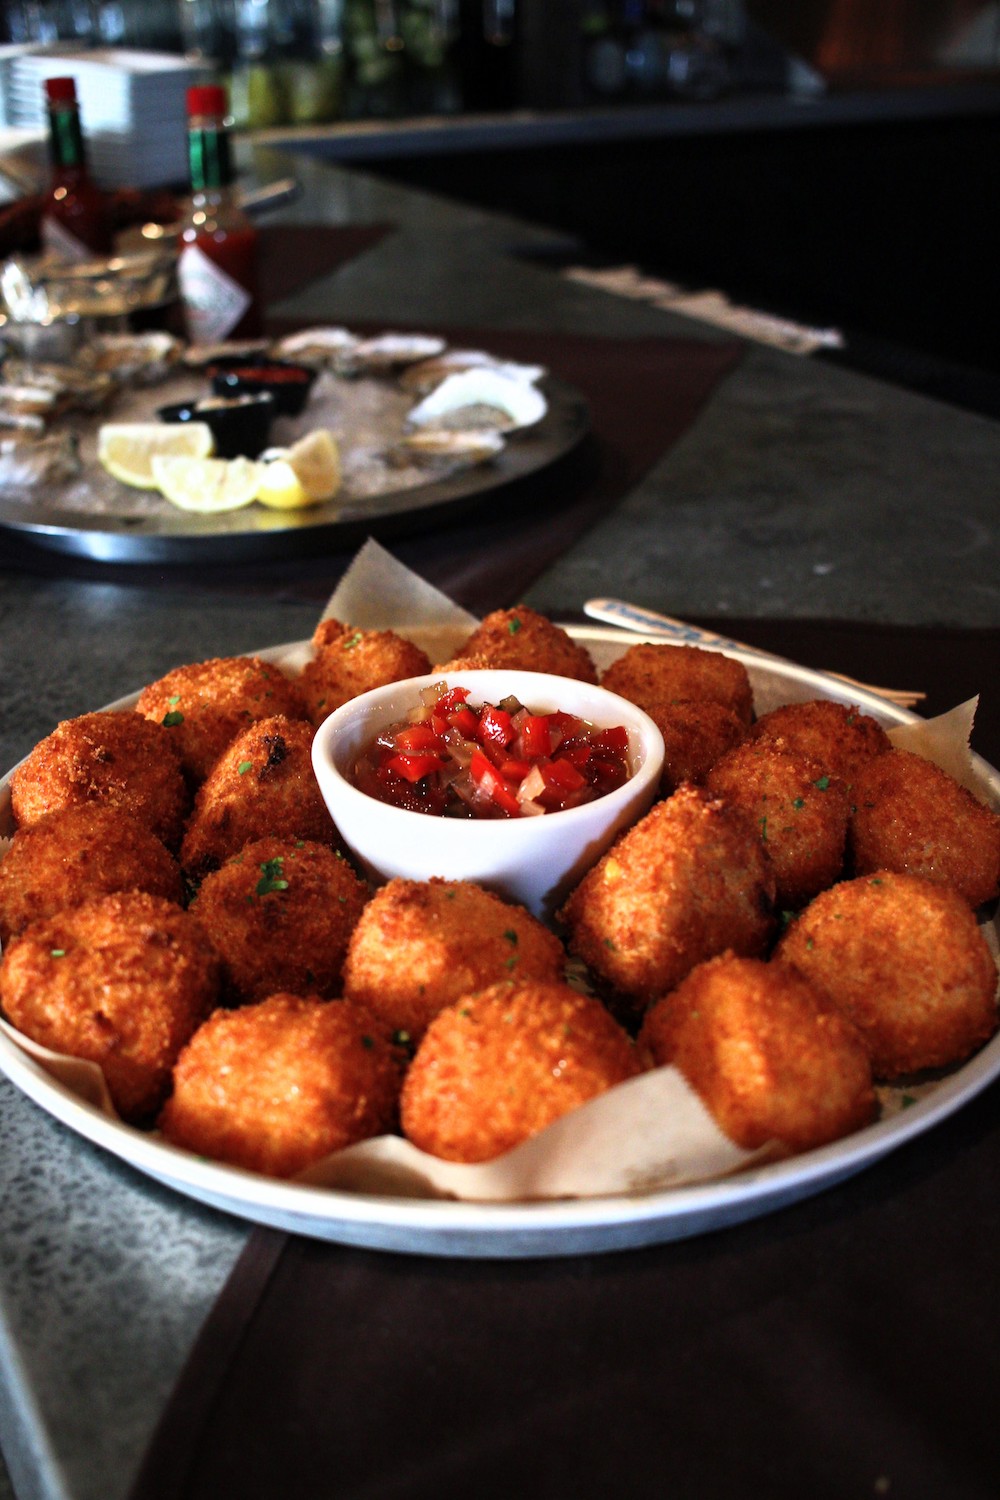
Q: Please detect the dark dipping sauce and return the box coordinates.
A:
[351,683,632,819]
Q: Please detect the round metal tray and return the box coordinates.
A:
[0,374,590,565]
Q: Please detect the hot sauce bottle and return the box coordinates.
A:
[177,83,264,345]
[40,76,114,262]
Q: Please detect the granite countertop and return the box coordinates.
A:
[1,143,998,1500]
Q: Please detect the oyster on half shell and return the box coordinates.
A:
[405,367,548,434]
[391,427,507,468]
[80,331,182,385]
[337,332,446,377]
[398,350,547,396]
[271,326,360,368]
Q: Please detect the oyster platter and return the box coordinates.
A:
[0,323,590,562]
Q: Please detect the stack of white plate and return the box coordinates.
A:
[1,48,204,189]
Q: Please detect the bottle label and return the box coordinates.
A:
[177,242,253,344]
[40,213,95,264]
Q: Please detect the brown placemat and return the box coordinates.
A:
[257,222,395,304]
[127,621,1000,1500]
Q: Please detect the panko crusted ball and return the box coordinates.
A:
[135,654,308,782]
[180,714,337,881]
[0,891,220,1121]
[341,877,567,1044]
[400,978,641,1162]
[298,619,432,725]
[704,738,851,910]
[10,710,189,850]
[0,804,183,945]
[638,953,876,1153]
[776,871,999,1079]
[158,992,403,1178]
[600,641,754,726]
[558,783,776,1012]
[191,836,369,1003]
[849,747,1000,909]
[748,699,891,787]
[439,606,598,683]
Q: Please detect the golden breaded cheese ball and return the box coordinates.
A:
[558,783,776,1013]
[136,654,309,782]
[400,978,640,1162]
[159,992,403,1178]
[703,738,850,910]
[601,641,754,726]
[0,804,183,945]
[180,714,337,881]
[341,877,566,1045]
[849,747,1000,909]
[439,606,598,683]
[776,871,998,1079]
[191,836,369,1003]
[10,710,188,850]
[299,619,432,725]
[0,891,220,1121]
[638,953,876,1153]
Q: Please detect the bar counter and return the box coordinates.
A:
[1,144,999,1500]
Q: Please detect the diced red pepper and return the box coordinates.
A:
[469,748,522,816]
[393,723,446,754]
[434,686,471,712]
[384,751,444,784]
[446,705,479,737]
[543,757,587,792]
[519,714,552,759]
[594,725,630,757]
[476,704,515,751]
[499,756,532,782]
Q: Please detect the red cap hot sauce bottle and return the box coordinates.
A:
[177,83,264,345]
[40,75,114,260]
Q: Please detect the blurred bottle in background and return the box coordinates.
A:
[177,80,263,340]
[40,74,115,259]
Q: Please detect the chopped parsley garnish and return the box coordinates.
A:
[507,616,523,635]
[238,760,253,775]
[256,857,289,896]
[813,775,831,791]
[162,695,184,728]
[342,633,363,650]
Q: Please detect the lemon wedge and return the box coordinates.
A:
[98,423,215,490]
[255,457,311,511]
[287,428,341,502]
[151,455,263,513]
[256,429,342,510]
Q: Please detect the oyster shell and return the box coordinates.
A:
[0,431,80,489]
[80,331,182,385]
[336,332,446,377]
[182,339,271,369]
[405,368,548,434]
[398,350,547,396]
[271,326,360,368]
[392,428,506,468]
[1,360,116,413]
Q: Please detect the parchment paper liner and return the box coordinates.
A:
[0,538,996,1205]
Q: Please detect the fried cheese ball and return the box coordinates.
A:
[158,992,403,1178]
[748,699,891,787]
[645,698,748,794]
[439,606,598,683]
[10,710,188,850]
[776,872,999,1079]
[558,783,776,1012]
[601,642,754,726]
[191,836,369,1003]
[135,655,308,782]
[180,715,337,881]
[0,892,220,1121]
[400,978,641,1162]
[703,739,851,910]
[638,954,876,1153]
[849,748,1000,909]
[341,877,566,1044]
[298,619,432,725]
[0,805,183,945]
